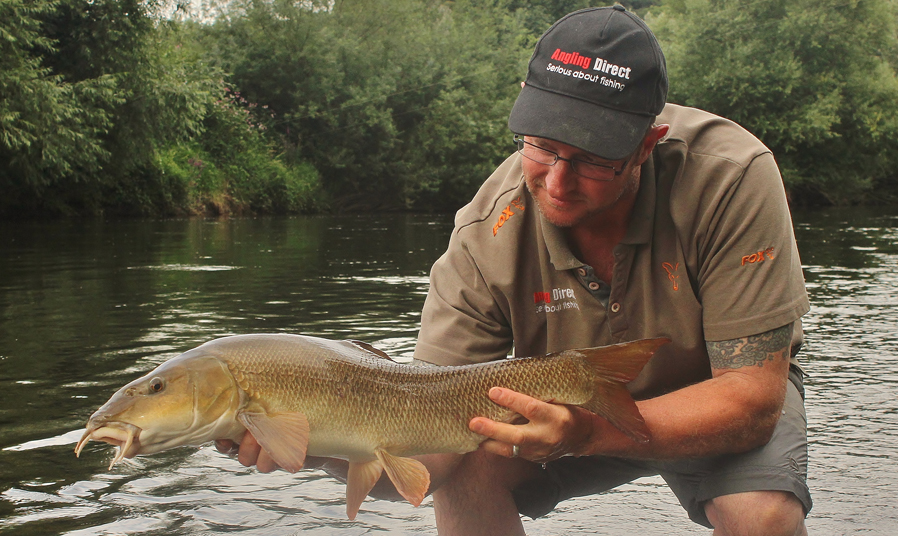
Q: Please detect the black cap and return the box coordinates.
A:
[508,6,668,160]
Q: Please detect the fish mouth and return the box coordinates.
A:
[75,423,142,470]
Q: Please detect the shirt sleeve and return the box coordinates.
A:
[413,231,513,366]
[684,151,810,341]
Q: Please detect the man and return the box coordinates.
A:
[222,6,812,535]
[410,5,811,535]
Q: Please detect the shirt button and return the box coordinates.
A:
[588,281,600,291]
[610,302,621,313]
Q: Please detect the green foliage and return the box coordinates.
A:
[153,86,325,215]
[3,0,898,216]
[201,0,531,210]
[0,0,323,217]
[649,0,898,204]
[0,0,120,215]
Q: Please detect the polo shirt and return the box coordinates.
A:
[413,104,810,399]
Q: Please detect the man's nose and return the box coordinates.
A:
[544,159,578,197]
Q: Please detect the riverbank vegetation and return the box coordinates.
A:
[2,0,897,218]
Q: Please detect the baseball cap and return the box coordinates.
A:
[508,5,668,161]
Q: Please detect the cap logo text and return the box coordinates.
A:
[593,58,632,80]
[550,48,591,70]
[546,49,631,92]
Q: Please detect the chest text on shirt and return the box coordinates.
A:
[534,287,580,314]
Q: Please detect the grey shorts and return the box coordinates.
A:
[511,367,811,528]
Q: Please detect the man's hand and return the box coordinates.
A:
[469,387,597,463]
[214,431,463,502]
[214,432,280,473]
[214,432,336,474]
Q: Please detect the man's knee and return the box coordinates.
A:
[440,449,538,493]
[432,450,543,535]
[705,491,807,536]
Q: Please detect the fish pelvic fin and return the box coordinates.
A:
[237,410,310,472]
[346,459,383,520]
[374,449,430,508]
[576,338,670,443]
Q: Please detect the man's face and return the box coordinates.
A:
[522,136,640,228]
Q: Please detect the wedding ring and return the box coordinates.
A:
[512,444,520,458]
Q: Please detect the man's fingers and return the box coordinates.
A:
[477,438,519,459]
[489,387,555,422]
[236,432,262,467]
[256,447,279,473]
[235,432,281,472]
[470,416,526,447]
[214,439,239,455]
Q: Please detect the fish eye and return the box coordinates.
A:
[148,377,165,394]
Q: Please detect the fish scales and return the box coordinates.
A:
[213,335,595,457]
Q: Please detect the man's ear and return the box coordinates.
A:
[634,124,669,166]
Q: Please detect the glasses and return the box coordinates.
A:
[514,135,628,182]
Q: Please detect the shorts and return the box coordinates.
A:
[511,366,811,528]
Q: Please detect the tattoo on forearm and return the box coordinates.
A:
[707,325,791,369]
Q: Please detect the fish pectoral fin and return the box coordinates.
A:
[237,410,310,473]
[345,459,383,520]
[374,449,430,508]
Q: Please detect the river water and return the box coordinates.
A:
[1,208,896,535]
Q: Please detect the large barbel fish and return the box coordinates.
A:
[75,334,667,519]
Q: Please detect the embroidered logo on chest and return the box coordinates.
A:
[493,197,525,236]
[662,262,680,291]
[742,247,776,266]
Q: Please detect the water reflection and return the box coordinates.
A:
[1,209,897,534]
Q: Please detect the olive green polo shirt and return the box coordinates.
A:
[413,104,809,399]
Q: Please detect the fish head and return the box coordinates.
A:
[75,351,244,467]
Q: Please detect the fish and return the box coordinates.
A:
[75,333,667,519]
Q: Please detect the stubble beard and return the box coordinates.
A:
[525,164,641,229]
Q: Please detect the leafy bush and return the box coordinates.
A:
[152,86,325,215]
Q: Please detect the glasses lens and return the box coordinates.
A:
[572,160,617,181]
[518,142,557,165]
[514,136,623,181]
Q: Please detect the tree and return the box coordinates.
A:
[649,0,898,204]
[0,0,118,215]
[200,0,533,210]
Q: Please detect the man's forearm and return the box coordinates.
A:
[588,374,785,459]
[584,326,793,460]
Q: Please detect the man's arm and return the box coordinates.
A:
[471,324,794,462]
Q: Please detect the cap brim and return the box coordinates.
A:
[508,84,653,161]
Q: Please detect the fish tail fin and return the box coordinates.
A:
[576,338,669,443]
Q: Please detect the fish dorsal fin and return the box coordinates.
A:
[374,449,430,507]
[576,338,669,444]
[237,410,310,473]
[346,459,384,520]
[348,340,396,362]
